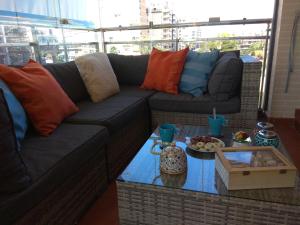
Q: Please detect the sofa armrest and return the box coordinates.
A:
[240,57,262,124]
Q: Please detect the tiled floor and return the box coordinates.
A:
[79,119,300,225]
[271,118,300,170]
[78,183,119,225]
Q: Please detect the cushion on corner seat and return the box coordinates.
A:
[219,50,240,58]
[75,53,120,103]
[20,124,108,181]
[108,54,149,86]
[66,95,149,133]
[208,52,243,101]
[149,92,240,114]
[0,90,31,194]
[179,50,219,96]
[0,80,28,148]
[141,47,189,94]
[0,60,79,136]
[43,61,89,103]
[0,124,109,225]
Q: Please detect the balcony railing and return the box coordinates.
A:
[98,18,272,109]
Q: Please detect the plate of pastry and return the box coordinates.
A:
[186,136,225,153]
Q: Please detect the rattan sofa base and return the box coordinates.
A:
[152,110,257,131]
[117,182,300,225]
[106,108,151,181]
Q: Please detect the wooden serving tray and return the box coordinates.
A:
[215,146,297,190]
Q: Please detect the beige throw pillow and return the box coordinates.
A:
[75,53,120,102]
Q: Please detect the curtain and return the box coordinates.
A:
[0,0,98,29]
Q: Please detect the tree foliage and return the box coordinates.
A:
[241,41,264,59]
[198,33,239,52]
[109,46,119,54]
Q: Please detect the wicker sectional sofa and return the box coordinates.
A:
[0,52,261,225]
[151,60,262,130]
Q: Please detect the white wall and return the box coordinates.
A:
[268,0,300,118]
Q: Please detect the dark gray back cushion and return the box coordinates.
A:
[107,54,149,86]
[219,50,240,58]
[43,61,89,103]
[208,52,243,101]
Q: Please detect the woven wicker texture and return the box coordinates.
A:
[106,109,151,180]
[117,124,300,225]
[152,61,262,130]
[117,182,300,225]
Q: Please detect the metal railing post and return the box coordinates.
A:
[100,30,106,53]
[175,38,179,51]
[259,22,271,109]
[1,25,11,65]
[29,26,43,63]
[29,42,42,63]
[90,42,100,52]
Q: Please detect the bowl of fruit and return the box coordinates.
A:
[232,131,251,147]
[186,136,225,153]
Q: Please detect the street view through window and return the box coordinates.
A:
[0,0,275,64]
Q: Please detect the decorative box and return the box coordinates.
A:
[215,146,297,190]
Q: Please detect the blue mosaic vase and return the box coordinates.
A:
[254,130,280,148]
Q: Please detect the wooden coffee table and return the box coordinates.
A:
[116,125,300,225]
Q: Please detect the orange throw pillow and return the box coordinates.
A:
[141,47,189,94]
[0,60,79,136]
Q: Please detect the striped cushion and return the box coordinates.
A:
[179,50,219,96]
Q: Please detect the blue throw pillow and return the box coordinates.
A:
[0,80,28,149]
[179,50,219,96]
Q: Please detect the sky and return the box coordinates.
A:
[8,0,273,42]
[98,0,275,39]
[99,0,275,27]
[156,0,275,21]
[0,0,275,29]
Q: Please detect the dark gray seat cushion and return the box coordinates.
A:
[43,61,89,103]
[120,85,156,99]
[21,124,108,181]
[108,54,149,86]
[0,124,108,224]
[66,95,149,133]
[149,92,240,114]
[208,53,243,101]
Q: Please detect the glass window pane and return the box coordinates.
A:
[63,30,97,43]
[0,46,34,65]
[39,45,65,64]
[66,43,98,61]
[3,25,31,43]
[100,0,148,27]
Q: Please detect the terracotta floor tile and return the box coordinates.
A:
[78,183,119,225]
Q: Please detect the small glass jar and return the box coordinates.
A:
[254,130,280,148]
[253,122,275,137]
[257,122,274,130]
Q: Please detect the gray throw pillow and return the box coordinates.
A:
[208,53,243,101]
